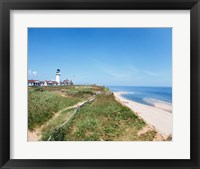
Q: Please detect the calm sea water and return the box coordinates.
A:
[108,86,172,106]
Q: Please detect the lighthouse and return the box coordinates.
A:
[56,69,61,84]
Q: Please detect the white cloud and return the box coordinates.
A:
[28,70,38,78]
[32,71,37,77]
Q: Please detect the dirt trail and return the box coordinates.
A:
[28,100,87,141]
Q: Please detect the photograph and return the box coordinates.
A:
[28,28,172,141]
[1,0,199,168]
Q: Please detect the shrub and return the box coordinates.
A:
[49,128,65,141]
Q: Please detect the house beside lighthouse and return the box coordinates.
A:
[28,69,74,86]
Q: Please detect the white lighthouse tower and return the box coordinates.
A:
[56,69,61,84]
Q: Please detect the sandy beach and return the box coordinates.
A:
[113,92,172,138]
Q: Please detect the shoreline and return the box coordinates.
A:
[113,92,172,139]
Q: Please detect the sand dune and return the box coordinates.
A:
[113,92,172,139]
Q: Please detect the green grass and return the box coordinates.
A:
[38,85,103,99]
[102,86,110,92]
[41,108,75,140]
[62,93,156,141]
[65,87,95,98]
[28,87,80,130]
[28,86,157,141]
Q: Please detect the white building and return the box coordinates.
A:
[28,80,40,86]
[28,69,74,86]
[44,80,59,86]
[56,69,61,84]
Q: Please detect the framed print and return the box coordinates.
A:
[0,0,200,169]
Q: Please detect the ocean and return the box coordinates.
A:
[108,86,172,107]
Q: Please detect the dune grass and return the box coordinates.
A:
[41,108,75,141]
[28,87,81,130]
[29,85,157,141]
[62,93,156,141]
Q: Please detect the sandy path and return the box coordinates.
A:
[28,100,88,141]
[114,92,172,139]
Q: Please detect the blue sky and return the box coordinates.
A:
[28,28,172,86]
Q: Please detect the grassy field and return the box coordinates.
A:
[28,85,157,141]
[62,93,156,141]
[28,86,96,130]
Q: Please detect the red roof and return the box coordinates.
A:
[28,80,39,83]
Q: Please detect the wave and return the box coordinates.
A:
[143,97,172,112]
[109,86,172,111]
[143,97,172,106]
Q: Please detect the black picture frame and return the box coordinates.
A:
[0,0,200,169]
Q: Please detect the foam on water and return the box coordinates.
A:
[109,86,172,107]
